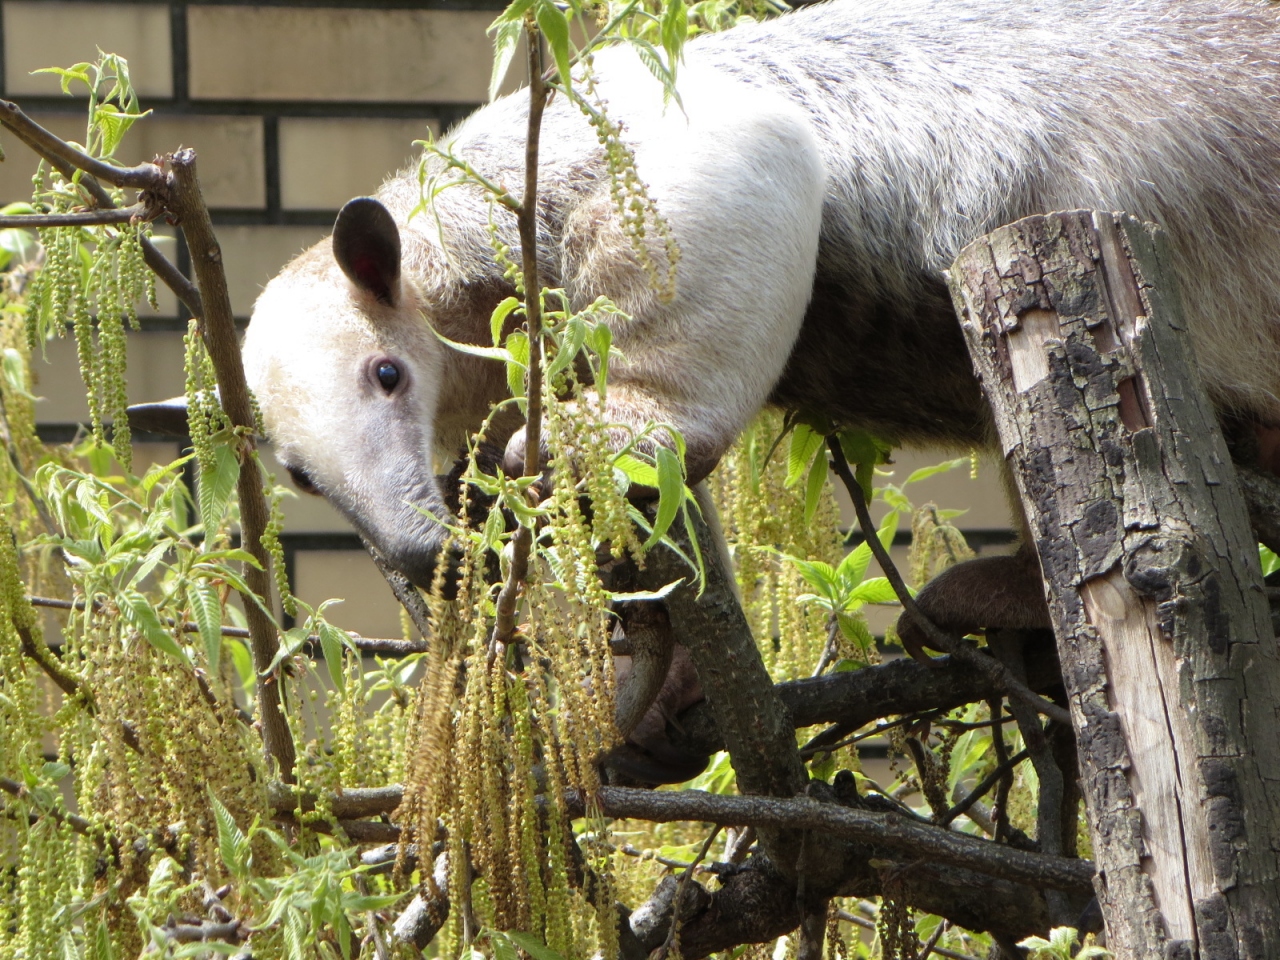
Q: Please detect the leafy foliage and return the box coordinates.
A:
[0,17,1085,960]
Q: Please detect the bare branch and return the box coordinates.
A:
[167,148,295,782]
[590,786,1093,894]
[0,97,202,317]
[361,535,433,642]
[15,618,80,698]
[826,438,1072,727]
[0,203,153,227]
[655,825,721,960]
[937,749,1029,828]
[0,776,93,834]
[161,919,249,945]
[0,99,165,189]
[835,910,979,960]
[491,27,550,648]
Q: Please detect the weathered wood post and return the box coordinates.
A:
[948,211,1280,959]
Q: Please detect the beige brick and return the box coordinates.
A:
[3,2,173,98]
[126,116,265,209]
[279,118,435,211]
[292,549,407,640]
[31,329,186,424]
[216,225,328,316]
[188,7,495,103]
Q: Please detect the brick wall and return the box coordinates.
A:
[0,0,1014,641]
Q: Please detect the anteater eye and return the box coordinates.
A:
[376,361,400,392]
[287,465,320,496]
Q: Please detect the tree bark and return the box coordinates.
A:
[948,211,1280,959]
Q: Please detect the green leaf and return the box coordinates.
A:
[661,0,688,65]
[848,577,900,605]
[188,581,224,673]
[431,325,514,362]
[488,932,519,960]
[613,452,659,489]
[803,448,827,524]
[491,0,536,25]
[487,20,525,101]
[837,427,888,464]
[834,541,872,589]
[905,457,968,485]
[786,423,825,488]
[489,295,522,345]
[545,317,587,382]
[316,620,349,691]
[506,330,529,400]
[227,639,253,696]
[607,580,682,602]
[642,446,685,549]
[504,930,571,960]
[836,612,875,654]
[536,1,573,85]
[209,790,249,880]
[198,442,240,536]
[122,591,190,665]
[789,557,837,598]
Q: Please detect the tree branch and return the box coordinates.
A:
[0,99,165,189]
[672,642,1061,760]
[0,97,203,316]
[584,787,1094,894]
[0,203,153,227]
[167,148,295,782]
[360,536,433,642]
[492,28,550,648]
[826,438,1071,726]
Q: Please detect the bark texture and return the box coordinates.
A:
[949,211,1280,959]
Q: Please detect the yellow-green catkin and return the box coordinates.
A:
[260,456,295,617]
[712,411,845,681]
[183,319,225,472]
[578,63,679,301]
[908,504,974,588]
[25,214,150,471]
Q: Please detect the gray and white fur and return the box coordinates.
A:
[242,0,1280,589]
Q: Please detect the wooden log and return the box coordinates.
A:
[948,211,1280,959]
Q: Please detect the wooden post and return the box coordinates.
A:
[948,211,1280,959]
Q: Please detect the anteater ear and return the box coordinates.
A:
[333,197,401,305]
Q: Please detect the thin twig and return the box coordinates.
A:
[834,911,979,960]
[361,535,433,642]
[0,204,152,227]
[168,148,295,782]
[491,26,550,648]
[800,710,942,757]
[0,775,93,834]
[825,438,1071,727]
[657,825,721,960]
[936,749,1030,827]
[919,920,949,960]
[988,697,1013,843]
[0,100,165,189]
[0,96,202,316]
